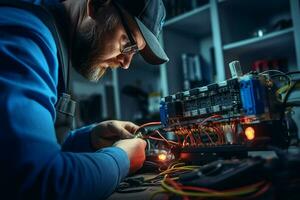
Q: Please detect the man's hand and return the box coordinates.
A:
[91,120,139,149]
[113,138,146,173]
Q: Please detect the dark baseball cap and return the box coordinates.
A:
[113,0,169,65]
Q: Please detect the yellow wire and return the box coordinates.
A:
[161,180,260,197]
[151,162,262,199]
[150,190,169,200]
[170,162,185,169]
[276,84,290,95]
[144,164,197,183]
[159,166,199,176]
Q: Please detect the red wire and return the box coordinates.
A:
[201,128,215,145]
[223,180,266,192]
[179,185,220,193]
[176,135,182,146]
[187,130,196,146]
[154,130,170,144]
[165,178,190,200]
[214,126,225,144]
[134,121,162,134]
[146,136,179,146]
[134,121,181,147]
[183,135,188,147]
[166,179,270,199]
[197,115,222,145]
[199,115,222,125]
[243,182,272,200]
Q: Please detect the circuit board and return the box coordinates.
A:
[158,61,290,160]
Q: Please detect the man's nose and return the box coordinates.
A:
[117,53,134,69]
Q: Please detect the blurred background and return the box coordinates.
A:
[70,0,300,127]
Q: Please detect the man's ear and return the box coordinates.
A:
[87,0,96,19]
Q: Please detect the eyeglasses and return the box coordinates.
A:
[113,2,139,55]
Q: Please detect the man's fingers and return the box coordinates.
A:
[118,128,134,139]
[93,120,139,140]
[124,121,140,134]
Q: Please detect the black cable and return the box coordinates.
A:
[280,81,300,140]
[282,81,300,107]
[285,71,300,83]
[270,74,291,87]
[285,101,300,107]
[285,71,300,76]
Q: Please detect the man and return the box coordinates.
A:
[0,0,168,199]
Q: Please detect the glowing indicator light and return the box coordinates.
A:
[158,153,167,161]
[245,127,255,140]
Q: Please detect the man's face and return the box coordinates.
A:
[72,9,146,82]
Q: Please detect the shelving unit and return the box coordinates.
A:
[218,0,291,44]
[223,28,297,74]
[223,28,294,51]
[71,0,300,123]
[219,0,298,77]
[163,3,213,95]
[164,5,211,37]
[115,54,161,120]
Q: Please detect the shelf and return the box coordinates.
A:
[218,0,291,44]
[218,0,290,19]
[222,28,297,77]
[164,4,211,38]
[223,28,294,53]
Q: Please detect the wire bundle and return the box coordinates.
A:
[173,115,241,147]
[134,115,240,149]
[151,162,271,200]
[159,178,271,200]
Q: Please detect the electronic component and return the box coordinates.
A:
[159,61,291,161]
[229,60,243,78]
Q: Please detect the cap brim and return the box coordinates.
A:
[134,17,169,65]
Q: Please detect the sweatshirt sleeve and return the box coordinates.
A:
[62,124,97,152]
[0,7,129,200]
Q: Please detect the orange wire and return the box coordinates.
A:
[186,130,195,146]
[213,126,224,144]
[176,135,182,146]
[197,115,222,145]
[179,181,267,194]
[199,114,222,125]
[194,128,202,145]
[134,121,162,134]
[241,182,271,200]
[165,179,270,198]
[165,178,190,200]
[200,128,215,145]
[223,180,267,192]
[178,185,222,193]
[232,122,238,143]
[146,136,179,146]
[154,130,172,146]
[134,121,181,147]
[214,127,223,145]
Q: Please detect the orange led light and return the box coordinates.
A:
[245,127,255,140]
[158,153,167,161]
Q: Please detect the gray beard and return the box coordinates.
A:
[71,29,106,82]
[86,66,105,82]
